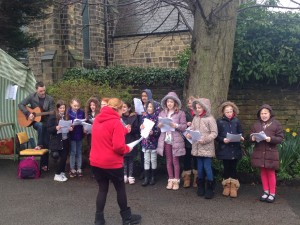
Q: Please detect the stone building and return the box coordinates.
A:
[27,0,192,84]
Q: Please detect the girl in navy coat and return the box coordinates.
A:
[216,101,244,198]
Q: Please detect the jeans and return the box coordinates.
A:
[197,157,213,181]
[32,122,49,148]
[70,140,82,170]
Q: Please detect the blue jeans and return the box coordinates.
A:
[197,157,213,181]
[70,140,82,170]
[32,122,49,148]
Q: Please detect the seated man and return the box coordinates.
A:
[18,81,54,170]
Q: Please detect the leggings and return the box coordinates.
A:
[223,159,238,179]
[165,143,180,179]
[55,139,69,175]
[144,150,157,170]
[92,167,128,213]
[124,156,134,177]
[260,167,276,194]
[183,147,197,171]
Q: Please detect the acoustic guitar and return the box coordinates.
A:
[17,106,54,127]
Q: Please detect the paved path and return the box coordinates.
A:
[1,159,300,225]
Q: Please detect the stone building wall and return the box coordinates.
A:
[113,32,191,68]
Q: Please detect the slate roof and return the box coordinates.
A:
[114,1,193,37]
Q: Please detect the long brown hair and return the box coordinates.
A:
[85,97,100,118]
[55,100,68,122]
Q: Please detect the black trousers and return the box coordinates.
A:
[55,139,69,175]
[223,159,238,179]
[92,166,128,213]
[183,147,197,171]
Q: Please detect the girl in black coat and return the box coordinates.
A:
[122,101,140,184]
[47,100,73,182]
[216,101,244,197]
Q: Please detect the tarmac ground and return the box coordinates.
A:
[1,159,300,225]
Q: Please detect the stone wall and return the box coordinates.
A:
[130,85,300,134]
[113,32,191,68]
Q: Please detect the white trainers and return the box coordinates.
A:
[124,175,128,183]
[60,172,68,181]
[54,174,68,182]
[128,176,135,184]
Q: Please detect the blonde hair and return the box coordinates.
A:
[107,98,123,110]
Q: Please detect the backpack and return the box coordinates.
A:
[17,156,40,179]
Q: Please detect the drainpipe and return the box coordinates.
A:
[104,0,109,67]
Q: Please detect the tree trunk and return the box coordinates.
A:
[184,0,240,116]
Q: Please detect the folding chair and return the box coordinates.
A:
[16,132,49,174]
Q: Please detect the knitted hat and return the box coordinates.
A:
[161,92,182,110]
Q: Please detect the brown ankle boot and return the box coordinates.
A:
[192,169,198,187]
[182,170,191,188]
[222,178,231,196]
[230,178,240,198]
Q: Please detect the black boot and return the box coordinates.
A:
[197,178,205,196]
[205,180,215,199]
[95,212,105,225]
[120,207,141,225]
[141,170,150,186]
[149,169,156,185]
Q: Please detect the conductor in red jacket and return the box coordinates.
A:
[90,98,141,225]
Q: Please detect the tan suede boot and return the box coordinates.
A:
[221,178,231,196]
[182,170,191,188]
[230,178,240,198]
[192,169,198,187]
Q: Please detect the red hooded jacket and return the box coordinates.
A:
[90,106,130,169]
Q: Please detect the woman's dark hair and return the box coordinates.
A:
[85,97,100,119]
[123,101,133,114]
[55,100,68,121]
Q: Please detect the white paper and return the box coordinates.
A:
[184,129,202,144]
[226,133,242,142]
[140,118,155,138]
[57,120,72,134]
[127,137,143,150]
[251,131,267,143]
[89,118,95,123]
[134,98,145,115]
[5,84,18,100]
[159,117,175,132]
[82,122,92,134]
[72,118,86,126]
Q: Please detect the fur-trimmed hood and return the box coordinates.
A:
[192,98,211,117]
[161,92,182,110]
[257,104,274,119]
[219,101,239,116]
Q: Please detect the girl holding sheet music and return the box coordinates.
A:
[157,92,187,191]
[47,100,73,182]
[186,98,218,199]
[250,104,284,203]
[121,101,140,184]
[68,98,85,178]
[216,101,244,198]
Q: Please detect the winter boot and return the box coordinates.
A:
[172,179,180,190]
[205,180,215,199]
[182,170,191,188]
[166,179,173,190]
[192,169,198,187]
[222,178,231,196]
[197,178,205,196]
[141,170,150,186]
[149,169,156,185]
[120,207,141,225]
[94,212,105,225]
[230,178,240,198]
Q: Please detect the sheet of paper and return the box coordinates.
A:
[159,117,175,132]
[5,84,18,100]
[57,120,72,134]
[226,133,242,142]
[134,98,144,115]
[251,131,267,143]
[184,129,202,144]
[140,118,155,138]
[72,118,86,126]
[127,137,143,150]
[82,122,92,134]
[89,118,95,124]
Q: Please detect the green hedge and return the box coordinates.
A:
[63,66,186,87]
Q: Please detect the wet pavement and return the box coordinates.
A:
[1,159,300,225]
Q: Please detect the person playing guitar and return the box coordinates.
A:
[18,81,54,170]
